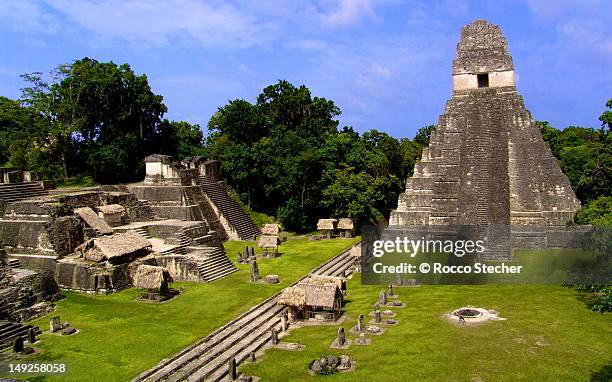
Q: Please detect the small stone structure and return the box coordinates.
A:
[75,231,151,265]
[95,204,126,227]
[0,249,59,322]
[308,355,354,375]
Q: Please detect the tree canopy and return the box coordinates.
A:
[206,80,429,231]
[1,58,205,184]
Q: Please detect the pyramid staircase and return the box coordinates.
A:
[0,182,48,204]
[196,247,238,282]
[198,176,261,240]
[7,258,21,270]
[0,182,48,215]
[0,321,41,350]
[133,227,152,240]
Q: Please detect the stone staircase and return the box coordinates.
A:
[0,321,41,350]
[133,245,356,382]
[7,258,21,270]
[198,176,261,241]
[133,227,152,240]
[0,182,48,204]
[196,247,238,282]
[0,182,48,215]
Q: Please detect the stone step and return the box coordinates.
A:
[0,323,41,349]
[7,259,21,269]
[138,297,285,382]
[133,245,357,382]
[186,318,282,382]
[200,266,239,283]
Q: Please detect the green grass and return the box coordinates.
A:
[365,248,601,285]
[240,275,612,381]
[8,236,358,382]
[226,189,276,227]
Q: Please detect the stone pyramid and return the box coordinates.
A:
[389,20,581,229]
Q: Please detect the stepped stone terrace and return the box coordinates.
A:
[388,20,582,253]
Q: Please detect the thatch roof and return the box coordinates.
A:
[278,286,307,308]
[305,274,344,289]
[74,207,113,234]
[258,235,280,248]
[96,204,125,215]
[300,283,340,308]
[278,282,340,309]
[337,218,354,230]
[133,265,173,290]
[81,231,151,262]
[350,245,361,257]
[317,219,337,230]
[261,224,280,236]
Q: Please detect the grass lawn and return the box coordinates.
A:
[10,236,358,382]
[240,274,612,381]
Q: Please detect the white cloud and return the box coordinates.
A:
[320,0,377,27]
[36,0,277,48]
[0,0,60,34]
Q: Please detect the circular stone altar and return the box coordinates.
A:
[447,306,506,324]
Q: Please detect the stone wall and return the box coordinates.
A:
[155,255,201,282]
[0,268,59,322]
[54,258,136,293]
[0,250,11,288]
[46,216,83,256]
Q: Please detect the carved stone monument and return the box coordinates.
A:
[50,316,61,332]
[379,290,387,305]
[337,327,345,346]
[250,260,260,282]
[270,328,279,345]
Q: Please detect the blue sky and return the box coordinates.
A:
[0,0,610,138]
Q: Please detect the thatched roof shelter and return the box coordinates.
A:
[337,218,354,230]
[133,265,173,290]
[317,219,337,231]
[278,285,307,308]
[261,224,280,236]
[278,282,342,309]
[78,231,151,264]
[258,235,281,249]
[305,274,344,289]
[299,283,341,309]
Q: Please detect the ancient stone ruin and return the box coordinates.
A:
[0,249,58,324]
[0,154,262,297]
[389,20,582,251]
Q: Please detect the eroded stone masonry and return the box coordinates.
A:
[389,20,581,249]
[0,156,261,316]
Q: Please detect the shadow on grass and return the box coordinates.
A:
[590,362,612,381]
